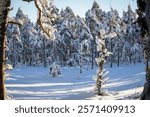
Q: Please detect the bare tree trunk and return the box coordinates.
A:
[43,38,46,68]
[91,41,94,69]
[117,49,120,67]
[12,38,15,67]
[80,53,82,73]
[0,0,11,100]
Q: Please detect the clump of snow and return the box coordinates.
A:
[49,62,61,77]
[5,64,13,70]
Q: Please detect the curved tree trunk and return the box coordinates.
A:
[0,0,11,100]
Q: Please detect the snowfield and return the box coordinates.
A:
[5,63,145,100]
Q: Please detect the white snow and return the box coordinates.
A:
[5,64,13,70]
[5,63,145,100]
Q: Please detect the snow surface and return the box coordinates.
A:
[5,63,145,100]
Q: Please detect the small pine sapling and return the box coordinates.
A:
[49,62,61,77]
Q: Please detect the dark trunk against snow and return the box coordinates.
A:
[43,38,46,68]
[145,0,150,36]
[0,0,11,100]
[138,0,150,100]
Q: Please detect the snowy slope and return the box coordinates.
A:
[5,63,145,100]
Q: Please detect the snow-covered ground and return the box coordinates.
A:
[5,63,145,100]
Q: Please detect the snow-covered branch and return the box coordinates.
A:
[7,17,23,26]
[21,0,55,38]
[34,0,55,38]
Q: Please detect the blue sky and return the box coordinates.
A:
[10,0,137,22]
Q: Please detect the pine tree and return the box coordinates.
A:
[85,1,101,69]
[75,17,92,72]
[6,24,22,67]
[122,5,142,64]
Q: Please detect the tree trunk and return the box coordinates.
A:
[12,38,15,67]
[145,0,150,36]
[91,42,94,69]
[96,61,104,95]
[139,0,150,100]
[43,38,46,68]
[141,68,150,99]
[0,0,11,100]
[80,53,82,73]
[110,39,113,68]
[117,49,120,67]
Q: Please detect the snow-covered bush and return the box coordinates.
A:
[49,62,61,77]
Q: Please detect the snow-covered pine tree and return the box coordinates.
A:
[50,31,64,65]
[93,28,115,95]
[80,38,91,73]
[49,62,61,77]
[58,7,76,66]
[6,24,22,67]
[85,1,102,69]
[21,18,37,66]
[122,5,142,64]
[105,8,122,67]
[55,6,93,68]
[75,17,92,72]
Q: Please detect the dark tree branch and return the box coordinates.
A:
[8,7,13,11]
[34,0,54,38]
[22,0,34,2]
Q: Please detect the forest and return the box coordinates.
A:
[7,2,142,68]
[0,0,150,100]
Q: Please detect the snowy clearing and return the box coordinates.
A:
[6,63,145,100]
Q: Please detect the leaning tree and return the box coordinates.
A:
[0,0,55,100]
[136,0,150,99]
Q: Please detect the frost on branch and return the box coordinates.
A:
[7,17,23,26]
[93,35,111,95]
[34,0,55,39]
[93,26,116,95]
[4,64,13,71]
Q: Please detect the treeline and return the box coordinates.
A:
[6,1,143,68]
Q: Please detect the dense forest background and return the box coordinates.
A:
[6,1,143,68]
